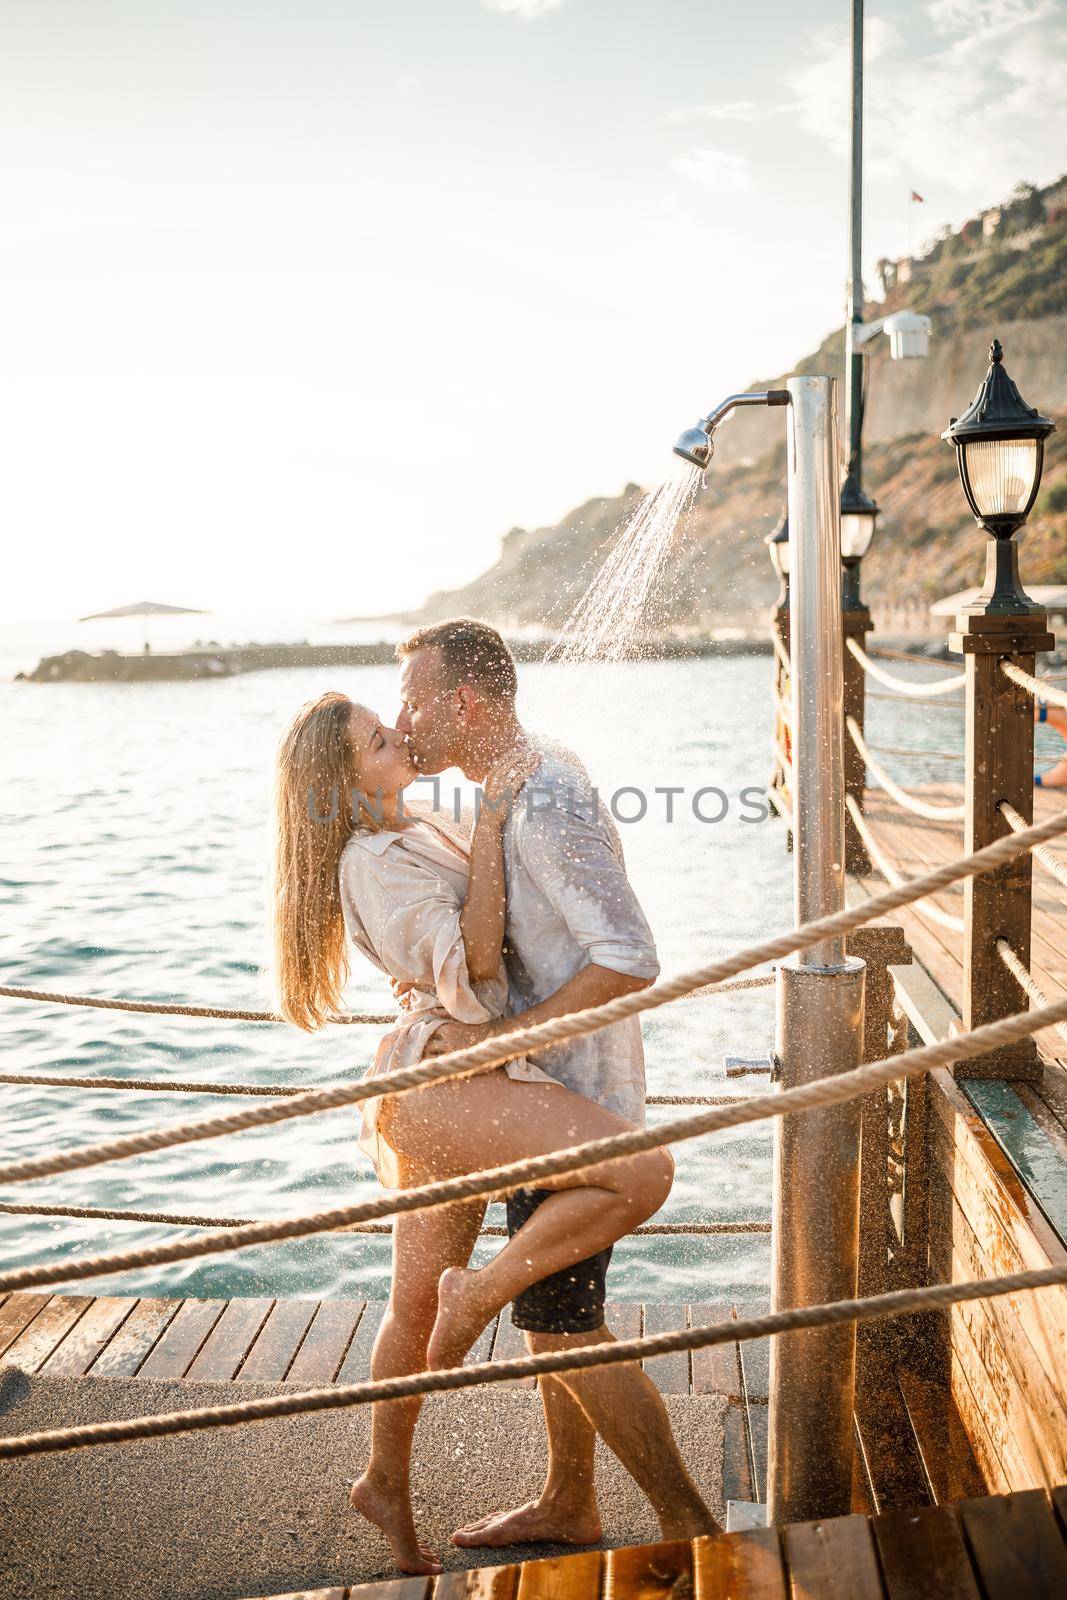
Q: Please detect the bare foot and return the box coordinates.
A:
[426,1267,494,1371]
[349,1475,442,1576]
[453,1497,603,1549]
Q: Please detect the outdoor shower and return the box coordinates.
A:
[672,389,790,470]
[673,375,867,1528]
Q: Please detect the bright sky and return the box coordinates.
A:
[2,0,1065,624]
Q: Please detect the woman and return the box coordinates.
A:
[270,691,673,1575]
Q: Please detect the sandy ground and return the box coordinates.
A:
[0,1369,725,1600]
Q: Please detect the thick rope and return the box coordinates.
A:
[6,801,1066,1194]
[5,988,1067,1296]
[0,1199,768,1237]
[846,637,966,697]
[868,690,963,709]
[845,794,965,932]
[1001,659,1067,713]
[0,1073,759,1103]
[994,939,1067,1050]
[0,985,392,1026]
[772,632,791,675]
[867,645,964,673]
[866,744,962,761]
[846,718,966,821]
[4,1261,1067,1460]
[999,799,1067,892]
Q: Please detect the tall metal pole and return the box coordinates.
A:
[845,0,864,499]
[768,376,866,1524]
[841,0,874,873]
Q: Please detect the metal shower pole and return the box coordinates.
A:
[767,375,867,1524]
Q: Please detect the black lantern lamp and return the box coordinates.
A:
[943,339,1056,615]
[839,475,879,611]
[765,510,790,610]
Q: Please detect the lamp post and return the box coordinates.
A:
[946,339,1056,1078]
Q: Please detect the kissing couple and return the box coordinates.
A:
[270,617,719,1574]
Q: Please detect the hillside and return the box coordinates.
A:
[373,177,1067,638]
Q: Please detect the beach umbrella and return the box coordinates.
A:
[78,600,212,653]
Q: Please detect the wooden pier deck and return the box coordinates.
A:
[258,1486,1067,1600]
[0,1291,766,1504]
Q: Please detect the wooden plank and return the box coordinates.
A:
[87,1297,182,1376]
[344,1581,433,1600]
[0,1292,52,1358]
[2,1294,93,1373]
[1054,1483,1067,1537]
[38,1295,136,1376]
[736,1313,770,1405]
[963,1080,1067,1240]
[238,1297,320,1382]
[937,1198,1067,1478]
[897,1366,988,1506]
[434,1565,520,1598]
[336,1302,389,1385]
[722,1402,754,1504]
[606,1538,692,1599]
[642,1304,688,1394]
[693,1526,787,1600]
[871,1504,981,1600]
[136,1297,226,1380]
[958,1487,1067,1598]
[748,1402,768,1506]
[514,1550,604,1599]
[690,1303,742,1400]
[928,1092,1067,1388]
[853,1337,931,1512]
[185,1297,275,1382]
[948,1329,1012,1497]
[288,1299,367,1386]
[781,1513,883,1600]
[607,1301,642,1344]
[488,1307,534,1390]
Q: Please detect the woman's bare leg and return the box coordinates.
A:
[385,1074,672,1372]
[349,1194,485,1574]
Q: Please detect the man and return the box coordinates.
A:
[395,616,719,1549]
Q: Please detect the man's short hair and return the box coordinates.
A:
[396,617,518,702]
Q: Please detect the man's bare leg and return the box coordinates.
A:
[530,1327,720,1539]
[453,1373,602,1548]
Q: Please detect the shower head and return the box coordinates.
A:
[672,389,790,471]
[673,423,714,470]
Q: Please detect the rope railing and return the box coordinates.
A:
[0,985,393,1026]
[867,690,963,709]
[994,939,1067,1050]
[846,717,966,822]
[845,637,966,698]
[0,975,772,1039]
[5,803,1064,1197]
[3,1259,1067,1460]
[10,803,1064,1195]
[866,645,964,673]
[998,800,1067,892]
[867,744,962,761]
[5,984,1067,1297]
[0,1199,769,1237]
[0,1070,755,1105]
[772,632,792,676]
[1000,659,1067,713]
[766,786,793,823]
[845,794,965,932]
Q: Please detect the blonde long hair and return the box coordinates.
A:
[270,691,370,1030]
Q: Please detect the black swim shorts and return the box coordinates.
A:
[505,1186,613,1334]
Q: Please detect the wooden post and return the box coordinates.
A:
[949,610,1055,1080]
[847,924,913,1304]
[842,607,873,873]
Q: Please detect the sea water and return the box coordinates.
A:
[2,630,1005,1308]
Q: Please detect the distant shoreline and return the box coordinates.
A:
[17,635,781,682]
